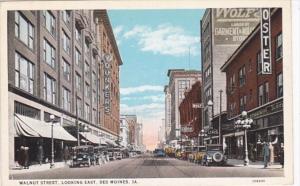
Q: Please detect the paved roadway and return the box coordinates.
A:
[10,154,283,179]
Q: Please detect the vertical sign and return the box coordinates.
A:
[261,8,272,74]
[104,54,111,113]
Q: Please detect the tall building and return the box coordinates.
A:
[221,8,283,161]
[122,114,137,146]
[120,116,129,148]
[94,10,122,141]
[7,10,121,168]
[200,8,260,143]
[166,69,201,141]
[135,122,143,149]
[164,86,171,142]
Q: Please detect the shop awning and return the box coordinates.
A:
[80,132,107,145]
[105,139,118,147]
[14,114,77,141]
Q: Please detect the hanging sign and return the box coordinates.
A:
[261,8,272,74]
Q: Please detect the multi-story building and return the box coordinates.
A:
[122,114,137,147]
[164,86,171,142]
[135,122,144,150]
[220,9,283,161]
[120,116,129,148]
[200,8,260,144]
[166,69,201,141]
[179,81,202,145]
[7,10,121,168]
[94,10,122,141]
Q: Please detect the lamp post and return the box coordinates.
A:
[218,90,223,144]
[50,114,55,168]
[207,100,213,144]
[234,111,253,166]
[199,129,207,146]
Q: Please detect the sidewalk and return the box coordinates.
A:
[227,159,283,169]
[10,161,69,174]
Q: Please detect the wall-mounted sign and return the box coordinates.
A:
[207,128,219,135]
[213,8,260,45]
[181,126,193,133]
[192,103,203,108]
[261,8,272,74]
[103,53,112,113]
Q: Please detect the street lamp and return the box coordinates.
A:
[199,129,207,146]
[234,111,253,166]
[50,114,55,168]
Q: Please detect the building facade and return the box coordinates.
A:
[94,10,122,141]
[122,115,137,147]
[119,116,129,148]
[8,10,121,168]
[164,86,172,142]
[167,69,201,141]
[200,8,260,144]
[221,9,283,161]
[179,81,202,145]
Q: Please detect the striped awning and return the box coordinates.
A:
[14,114,77,141]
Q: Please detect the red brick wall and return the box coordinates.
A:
[179,81,202,138]
[225,9,282,118]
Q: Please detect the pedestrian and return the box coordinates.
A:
[63,146,70,164]
[252,146,257,162]
[21,145,30,169]
[268,142,274,166]
[37,144,44,165]
[262,142,270,168]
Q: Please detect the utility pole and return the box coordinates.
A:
[219,90,223,145]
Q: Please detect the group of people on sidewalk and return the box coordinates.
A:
[261,139,284,169]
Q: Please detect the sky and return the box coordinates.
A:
[108,9,205,150]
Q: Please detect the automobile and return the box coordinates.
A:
[71,153,91,167]
[107,148,116,161]
[71,145,97,167]
[202,144,227,166]
[175,149,182,159]
[115,151,122,160]
[189,146,206,164]
[154,149,165,157]
[180,146,193,160]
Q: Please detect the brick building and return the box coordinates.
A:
[220,8,283,161]
[7,10,121,168]
[179,81,202,145]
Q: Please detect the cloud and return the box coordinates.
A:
[120,103,164,114]
[113,25,124,45]
[123,23,200,57]
[121,94,164,102]
[120,85,163,95]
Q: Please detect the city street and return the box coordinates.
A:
[10,153,283,179]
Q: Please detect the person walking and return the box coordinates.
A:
[21,145,30,169]
[268,143,274,166]
[37,144,44,165]
[252,146,257,162]
[262,142,270,168]
[63,146,70,164]
[279,143,284,168]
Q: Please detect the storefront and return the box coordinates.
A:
[222,98,283,162]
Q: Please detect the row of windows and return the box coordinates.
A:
[228,73,283,117]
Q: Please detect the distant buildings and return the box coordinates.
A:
[166,69,201,141]
[164,86,171,142]
[120,116,129,147]
[121,114,144,150]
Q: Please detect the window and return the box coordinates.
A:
[85,103,90,121]
[62,87,71,111]
[93,109,97,124]
[277,73,283,97]
[75,73,81,91]
[15,11,34,49]
[258,82,269,106]
[62,31,70,54]
[63,58,70,81]
[43,39,55,68]
[239,95,246,113]
[204,66,211,83]
[239,65,246,86]
[75,26,81,42]
[256,51,262,74]
[92,90,97,102]
[92,72,96,87]
[85,82,90,97]
[275,33,283,59]
[43,10,55,36]
[205,87,212,104]
[15,101,40,119]
[15,52,34,94]
[85,40,90,55]
[75,49,81,67]
[76,97,82,117]
[229,73,236,93]
[43,73,56,104]
[62,10,70,25]
[84,61,90,78]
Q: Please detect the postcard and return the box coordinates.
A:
[0,0,294,186]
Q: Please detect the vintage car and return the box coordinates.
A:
[154,148,166,157]
[71,153,91,167]
[188,146,206,163]
[181,146,193,160]
[71,145,97,167]
[202,144,227,166]
[175,149,182,159]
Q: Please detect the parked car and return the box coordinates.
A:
[154,149,165,157]
[71,153,91,167]
[181,146,193,160]
[202,144,227,166]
